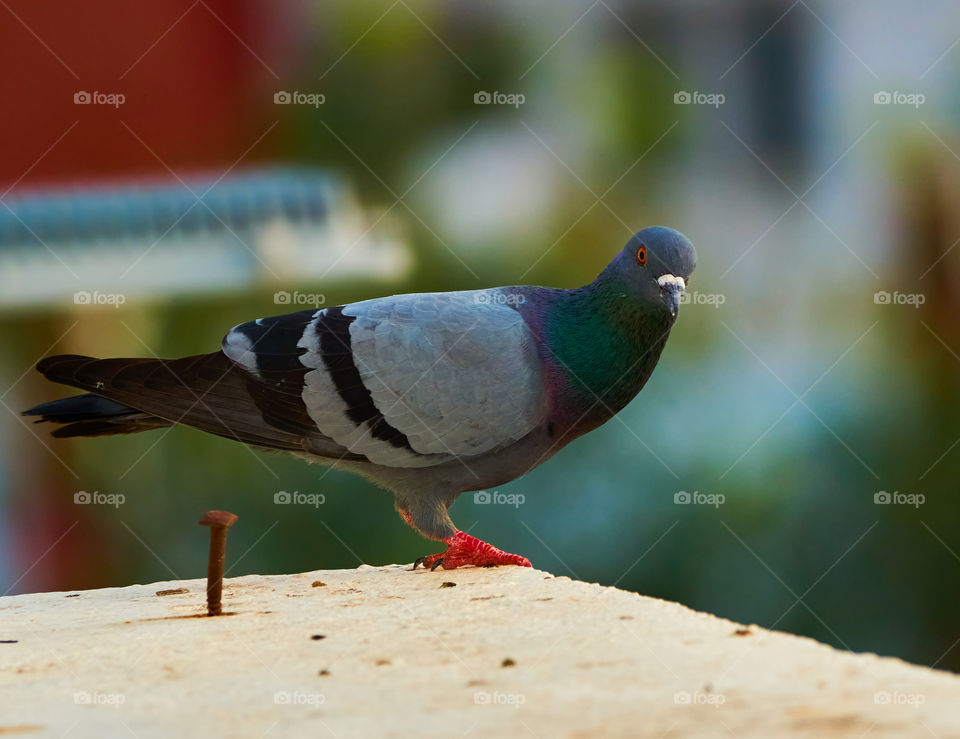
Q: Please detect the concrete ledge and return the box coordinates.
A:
[1,565,957,737]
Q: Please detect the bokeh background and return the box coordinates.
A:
[2,0,960,673]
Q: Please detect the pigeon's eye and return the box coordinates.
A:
[636,246,647,265]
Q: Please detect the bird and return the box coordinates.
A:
[24,226,696,570]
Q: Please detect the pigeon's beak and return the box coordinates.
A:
[657,274,686,317]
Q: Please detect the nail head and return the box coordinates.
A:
[199,510,238,528]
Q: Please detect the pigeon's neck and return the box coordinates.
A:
[534,270,674,432]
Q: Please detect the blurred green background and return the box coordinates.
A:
[2,0,960,675]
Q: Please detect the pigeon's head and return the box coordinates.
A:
[615,226,697,318]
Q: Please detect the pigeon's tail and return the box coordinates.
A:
[23,393,172,438]
[24,353,308,451]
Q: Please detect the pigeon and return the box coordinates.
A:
[24,226,696,570]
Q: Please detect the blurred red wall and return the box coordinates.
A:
[0,0,304,188]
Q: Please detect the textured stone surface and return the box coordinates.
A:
[0,565,957,737]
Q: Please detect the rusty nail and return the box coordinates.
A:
[199,510,238,616]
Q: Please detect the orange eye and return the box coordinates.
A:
[637,245,647,265]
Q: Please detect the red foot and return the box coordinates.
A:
[413,531,532,571]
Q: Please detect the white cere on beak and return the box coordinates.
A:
[657,274,686,292]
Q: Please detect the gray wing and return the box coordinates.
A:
[296,289,546,468]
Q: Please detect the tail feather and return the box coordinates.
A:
[26,392,142,422]
[26,353,308,451]
[24,393,173,438]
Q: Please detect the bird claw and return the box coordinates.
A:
[411,554,447,571]
[412,554,445,571]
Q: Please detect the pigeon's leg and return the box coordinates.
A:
[397,501,532,571]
